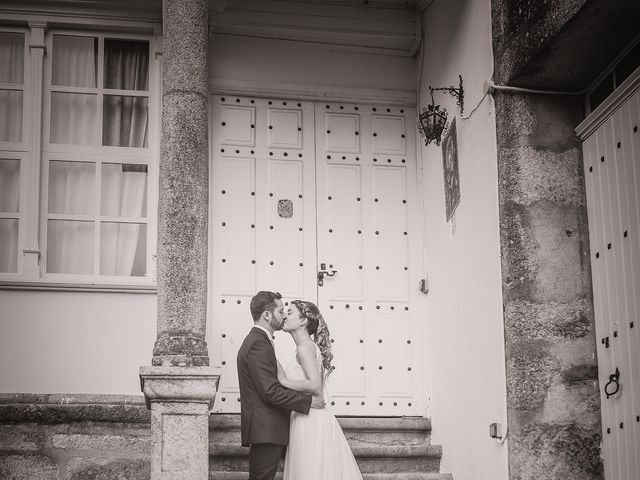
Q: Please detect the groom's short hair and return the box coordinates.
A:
[250,291,282,322]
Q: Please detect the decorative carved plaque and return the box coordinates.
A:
[278,199,293,218]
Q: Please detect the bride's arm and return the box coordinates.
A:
[277,342,322,395]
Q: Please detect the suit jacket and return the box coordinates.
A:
[237,327,312,446]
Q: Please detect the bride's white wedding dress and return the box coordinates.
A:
[283,343,363,480]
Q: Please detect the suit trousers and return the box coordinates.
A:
[249,443,285,480]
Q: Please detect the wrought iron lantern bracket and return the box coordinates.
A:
[417,75,464,146]
[429,75,464,114]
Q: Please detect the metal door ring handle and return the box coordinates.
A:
[604,367,620,399]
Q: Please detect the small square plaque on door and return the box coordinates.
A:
[278,199,293,218]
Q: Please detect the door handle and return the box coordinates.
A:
[604,367,620,399]
[317,263,337,287]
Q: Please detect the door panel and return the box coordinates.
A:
[214,156,256,295]
[583,86,640,480]
[326,164,364,299]
[373,166,409,301]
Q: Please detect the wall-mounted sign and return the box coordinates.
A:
[442,118,460,222]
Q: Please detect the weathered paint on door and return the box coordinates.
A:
[209,95,424,416]
[582,87,640,480]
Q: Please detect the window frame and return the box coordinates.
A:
[0,25,160,289]
[0,27,29,152]
[0,27,29,281]
[0,151,27,277]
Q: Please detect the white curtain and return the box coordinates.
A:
[0,158,20,272]
[47,37,149,276]
[0,32,24,143]
[100,39,149,276]
[103,39,149,148]
[0,219,18,272]
[46,161,95,274]
[100,163,147,276]
[50,35,97,145]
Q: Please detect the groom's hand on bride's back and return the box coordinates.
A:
[310,397,326,409]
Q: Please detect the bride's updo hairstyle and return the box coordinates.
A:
[291,300,333,377]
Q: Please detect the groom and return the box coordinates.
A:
[237,290,323,480]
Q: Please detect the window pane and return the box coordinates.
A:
[100,222,146,276]
[0,32,24,84]
[52,35,97,88]
[0,90,23,142]
[47,220,94,274]
[102,95,148,147]
[50,92,97,145]
[101,163,147,217]
[104,39,149,91]
[0,218,18,273]
[0,158,19,212]
[48,160,95,214]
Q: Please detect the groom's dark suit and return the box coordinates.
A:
[237,326,312,480]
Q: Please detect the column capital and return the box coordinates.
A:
[28,21,47,51]
[27,20,48,30]
[139,366,220,410]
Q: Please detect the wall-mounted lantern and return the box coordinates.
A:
[417,75,464,146]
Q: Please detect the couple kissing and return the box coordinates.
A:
[237,290,363,480]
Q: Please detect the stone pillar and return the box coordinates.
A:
[140,1,219,479]
[494,93,602,480]
[153,0,209,369]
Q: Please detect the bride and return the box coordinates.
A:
[277,300,363,480]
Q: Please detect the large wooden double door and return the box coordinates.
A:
[208,95,425,416]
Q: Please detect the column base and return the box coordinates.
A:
[139,366,220,480]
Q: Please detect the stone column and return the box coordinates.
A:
[140,1,219,479]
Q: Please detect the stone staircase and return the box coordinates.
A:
[209,415,453,480]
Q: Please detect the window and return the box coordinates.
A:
[588,39,640,112]
[0,31,25,274]
[0,27,158,286]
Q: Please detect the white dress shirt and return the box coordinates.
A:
[253,324,275,344]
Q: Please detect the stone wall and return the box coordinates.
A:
[487,0,640,477]
[492,0,640,90]
[494,92,602,480]
[0,395,151,480]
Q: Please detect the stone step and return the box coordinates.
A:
[209,415,432,432]
[210,415,432,447]
[212,427,429,447]
[210,473,453,480]
[209,415,443,477]
[210,447,441,474]
[211,457,441,474]
[210,443,441,459]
